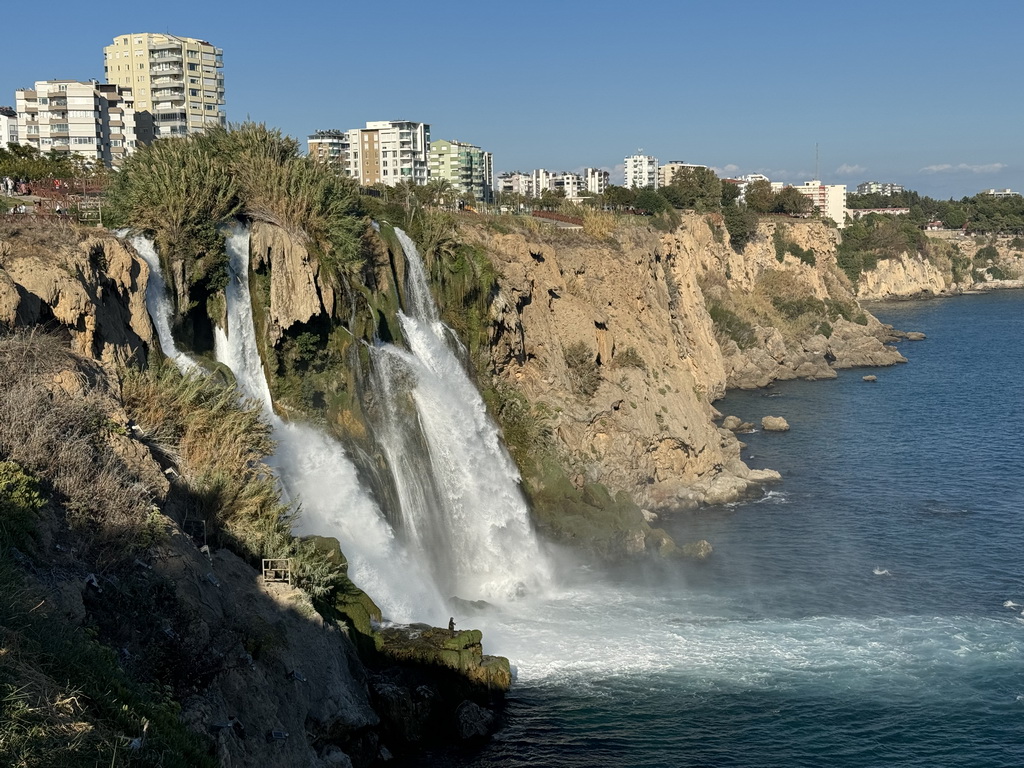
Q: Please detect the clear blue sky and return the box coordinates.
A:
[5,0,1021,199]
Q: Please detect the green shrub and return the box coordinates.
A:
[564,341,601,399]
[707,300,757,349]
[0,461,45,547]
[612,346,646,371]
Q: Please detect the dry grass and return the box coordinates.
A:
[0,331,159,567]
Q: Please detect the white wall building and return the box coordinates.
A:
[498,171,534,197]
[341,120,430,186]
[624,153,658,189]
[856,181,904,196]
[791,180,848,227]
[584,167,609,195]
[15,80,140,168]
[0,106,17,147]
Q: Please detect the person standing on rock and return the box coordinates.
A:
[448,617,456,632]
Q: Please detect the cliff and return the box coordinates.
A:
[853,231,1024,301]
[460,213,905,525]
[0,218,153,365]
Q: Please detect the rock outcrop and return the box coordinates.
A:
[465,214,900,517]
[0,220,154,364]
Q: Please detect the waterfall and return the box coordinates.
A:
[371,229,552,602]
[130,234,197,373]
[134,227,437,618]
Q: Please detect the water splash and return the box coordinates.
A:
[213,223,445,622]
[370,229,552,602]
[129,234,197,373]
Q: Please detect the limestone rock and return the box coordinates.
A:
[0,222,154,365]
[906,331,926,340]
[681,539,713,560]
[863,375,877,382]
[762,416,790,432]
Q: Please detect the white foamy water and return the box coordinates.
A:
[214,224,445,622]
[128,233,198,373]
[369,230,552,602]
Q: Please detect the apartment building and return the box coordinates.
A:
[624,153,658,189]
[429,139,494,203]
[307,129,350,175]
[0,106,17,147]
[856,181,904,196]
[659,161,707,188]
[791,180,848,227]
[104,33,224,140]
[498,171,534,197]
[584,167,609,195]
[344,121,430,186]
[15,80,140,167]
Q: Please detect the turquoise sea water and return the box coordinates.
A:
[417,290,1024,768]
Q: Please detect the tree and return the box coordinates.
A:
[774,186,813,215]
[665,167,722,212]
[602,185,637,210]
[635,188,672,215]
[745,179,775,213]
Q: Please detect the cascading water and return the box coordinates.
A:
[130,234,197,373]
[370,229,552,602]
[206,224,445,622]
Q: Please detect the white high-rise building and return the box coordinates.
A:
[792,180,848,227]
[624,153,658,189]
[103,33,224,141]
[342,120,430,186]
[584,167,609,195]
[15,80,140,167]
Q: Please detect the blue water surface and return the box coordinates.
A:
[416,290,1024,768]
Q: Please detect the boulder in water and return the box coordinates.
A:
[906,331,926,341]
[761,416,790,432]
[862,375,877,382]
[455,700,496,740]
[682,539,714,560]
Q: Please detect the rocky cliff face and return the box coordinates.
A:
[463,214,906,514]
[854,231,1024,301]
[0,219,154,364]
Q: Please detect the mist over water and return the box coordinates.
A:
[423,291,1024,768]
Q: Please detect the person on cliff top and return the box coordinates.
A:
[448,617,456,632]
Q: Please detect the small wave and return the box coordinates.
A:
[1003,600,1020,609]
[873,568,891,576]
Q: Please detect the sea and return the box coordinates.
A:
[416,290,1024,768]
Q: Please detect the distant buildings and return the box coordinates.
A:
[307,129,350,175]
[584,167,609,195]
[979,188,1017,198]
[791,180,848,227]
[0,106,17,147]
[14,80,140,167]
[659,161,707,188]
[856,181,904,196]
[849,208,910,219]
[429,139,494,203]
[624,153,658,189]
[307,121,430,186]
[103,33,225,141]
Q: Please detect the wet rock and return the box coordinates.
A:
[906,331,926,340]
[455,700,496,740]
[862,375,877,382]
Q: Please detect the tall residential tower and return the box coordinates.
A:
[103,33,224,141]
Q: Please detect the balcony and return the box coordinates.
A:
[150,50,183,62]
[151,64,183,75]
